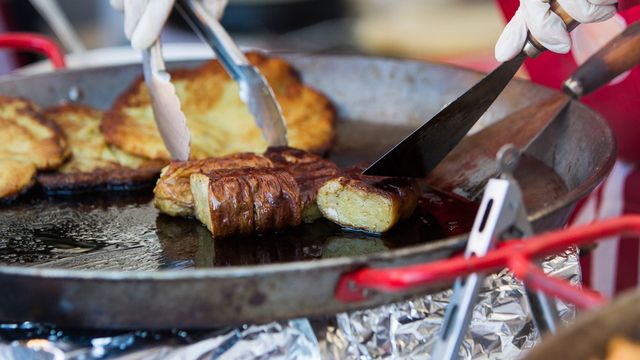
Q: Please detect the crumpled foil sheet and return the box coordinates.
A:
[0,318,320,360]
[325,248,580,360]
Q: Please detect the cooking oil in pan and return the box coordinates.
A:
[0,157,567,270]
[0,190,160,267]
[0,187,476,269]
[154,187,479,269]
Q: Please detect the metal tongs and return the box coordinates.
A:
[142,41,191,160]
[175,0,288,147]
[431,145,560,360]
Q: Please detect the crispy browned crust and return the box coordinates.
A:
[37,103,166,191]
[191,167,302,238]
[37,160,166,191]
[153,153,273,217]
[0,159,37,202]
[103,52,337,160]
[0,96,69,171]
[317,162,422,233]
[263,146,339,222]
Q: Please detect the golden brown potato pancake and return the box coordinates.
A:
[0,97,69,200]
[103,52,336,160]
[0,97,68,170]
[37,103,166,191]
[317,162,422,233]
[0,159,37,202]
[154,153,273,217]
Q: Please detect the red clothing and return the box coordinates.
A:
[619,0,640,11]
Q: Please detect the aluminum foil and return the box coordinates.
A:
[325,248,580,360]
[0,318,321,360]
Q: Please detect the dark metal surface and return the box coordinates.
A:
[0,54,616,329]
[363,52,528,178]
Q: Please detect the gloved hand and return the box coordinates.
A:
[495,0,618,62]
[110,0,228,50]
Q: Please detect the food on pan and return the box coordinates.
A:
[264,146,339,222]
[0,160,37,201]
[191,167,302,238]
[103,52,336,160]
[37,103,166,191]
[154,153,273,217]
[0,97,69,200]
[317,162,422,233]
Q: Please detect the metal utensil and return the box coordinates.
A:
[424,18,640,200]
[423,93,570,200]
[363,0,577,177]
[29,0,85,54]
[142,41,191,160]
[431,146,559,360]
[175,0,287,146]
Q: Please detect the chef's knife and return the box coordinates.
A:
[175,0,288,146]
[424,18,640,200]
[363,0,577,177]
[142,40,191,160]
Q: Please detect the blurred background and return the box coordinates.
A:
[0,0,506,74]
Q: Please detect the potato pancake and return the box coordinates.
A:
[0,97,68,170]
[103,52,336,160]
[37,103,166,191]
[0,159,37,201]
[0,97,69,200]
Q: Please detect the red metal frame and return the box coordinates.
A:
[336,215,640,308]
[0,32,66,70]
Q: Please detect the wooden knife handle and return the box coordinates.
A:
[524,0,580,58]
[563,20,640,98]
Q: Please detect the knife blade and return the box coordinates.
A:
[362,0,577,178]
[424,18,640,200]
[423,93,570,200]
[175,0,287,147]
[142,40,191,160]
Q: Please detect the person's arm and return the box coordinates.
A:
[495,0,618,62]
[110,0,228,50]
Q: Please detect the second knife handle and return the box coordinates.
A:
[563,19,640,98]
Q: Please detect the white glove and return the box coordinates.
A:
[110,0,228,50]
[495,0,618,62]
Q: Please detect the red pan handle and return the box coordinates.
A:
[508,254,608,310]
[336,215,640,306]
[0,32,66,70]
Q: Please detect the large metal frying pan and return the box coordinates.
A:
[0,54,615,329]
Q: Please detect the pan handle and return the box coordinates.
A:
[0,32,66,70]
[335,215,640,306]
